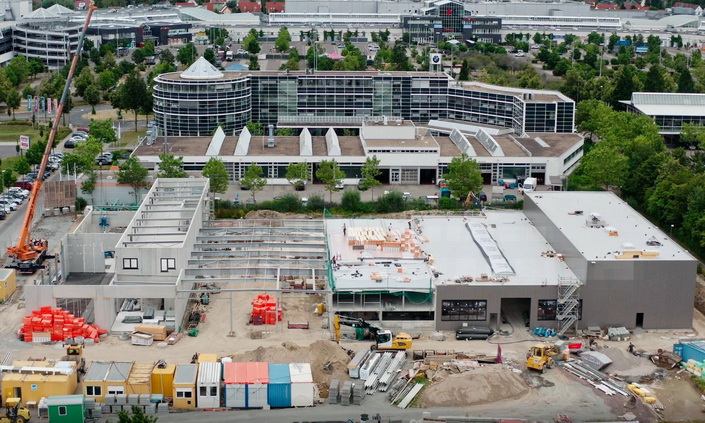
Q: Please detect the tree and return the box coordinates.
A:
[579,144,628,190]
[341,190,362,212]
[275,27,291,53]
[117,157,149,203]
[316,160,342,202]
[246,121,264,135]
[160,49,175,65]
[458,59,470,81]
[444,154,482,205]
[5,55,30,86]
[25,140,47,166]
[681,123,705,149]
[204,48,217,65]
[89,120,117,144]
[678,67,695,93]
[81,171,97,197]
[157,153,187,178]
[243,29,261,55]
[248,55,260,71]
[644,65,667,92]
[176,43,198,66]
[14,157,30,175]
[5,89,20,119]
[2,170,14,190]
[117,405,158,423]
[74,67,95,97]
[240,165,267,203]
[359,156,381,199]
[611,65,641,106]
[286,162,309,190]
[84,84,101,115]
[115,72,148,130]
[202,158,229,193]
[131,48,146,64]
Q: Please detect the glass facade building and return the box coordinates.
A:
[153,69,575,137]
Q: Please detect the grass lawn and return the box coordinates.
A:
[0,121,71,144]
[0,155,21,173]
[115,130,146,148]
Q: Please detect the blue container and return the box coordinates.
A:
[267,363,291,408]
[674,340,705,363]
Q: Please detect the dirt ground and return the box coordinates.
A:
[421,364,529,407]
[651,375,705,421]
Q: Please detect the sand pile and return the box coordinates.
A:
[600,346,657,376]
[231,340,351,398]
[421,365,529,407]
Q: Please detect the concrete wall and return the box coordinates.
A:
[62,233,122,274]
[435,284,560,331]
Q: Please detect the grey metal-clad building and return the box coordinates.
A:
[435,191,697,332]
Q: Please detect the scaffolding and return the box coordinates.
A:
[557,276,581,336]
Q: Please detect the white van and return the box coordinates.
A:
[521,177,538,193]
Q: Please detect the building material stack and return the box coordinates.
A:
[20,306,107,343]
[250,294,282,325]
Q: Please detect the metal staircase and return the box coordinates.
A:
[557,276,582,336]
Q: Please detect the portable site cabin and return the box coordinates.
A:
[267,363,291,408]
[223,362,268,408]
[197,362,221,409]
[0,268,17,302]
[197,353,218,363]
[1,360,78,404]
[151,363,176,397]
[126,362,153,395]
[83,362,133,403]
[289,363,315,407]
[46,395,85,423]
[172,364,197,410]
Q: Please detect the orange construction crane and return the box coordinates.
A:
[5,2,97,274]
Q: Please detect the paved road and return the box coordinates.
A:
[0,143,17,159]
[0,103,148,129]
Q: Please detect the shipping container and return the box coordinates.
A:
[173,364,197,410]
[224,362,268,408]
[197,362,221,409]
[288,363,315,407]
[151,364,176,397]
[46,395,85,423]
[1,360,78,404]
[0,269,17,302]
[674,340,705,363]
[267,363,291,408]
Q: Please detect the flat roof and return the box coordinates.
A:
[626,92,705,117]
[158,70,448,82]
[135,137,210,156]
[364,134,439,149]
[327,214,579,290]
[455,81,572,103]
[526,191,695,262]
[435,131,582,158]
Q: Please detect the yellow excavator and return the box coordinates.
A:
[1,399,30,423]
[333,314,412,351]
[526,343,558,373]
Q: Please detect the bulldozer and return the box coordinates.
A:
[1,399,30,423]
[526,343,558,373]
[61,343,86,375]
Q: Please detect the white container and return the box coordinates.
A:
[197,362,221,409]
[288,363,314,407]
[131,332,153,346]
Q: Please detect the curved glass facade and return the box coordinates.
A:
[153,75,251,137]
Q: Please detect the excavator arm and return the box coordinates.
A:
[6,2,97,270]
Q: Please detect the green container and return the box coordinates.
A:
[355,327,366,340]
[46,395,85,423]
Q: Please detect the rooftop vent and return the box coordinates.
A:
[646,236,662,247]
[586,212,606,228]
[266,124,275,148]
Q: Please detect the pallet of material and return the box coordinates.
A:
[166,332,183,345]
[134,324,168,341]
[287,321,309,329]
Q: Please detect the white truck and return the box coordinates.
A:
[521,177,538,193]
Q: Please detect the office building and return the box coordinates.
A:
[153,57,575,138]
[622,92,705,136]
[402,0,501,44]
[12,7,81,69]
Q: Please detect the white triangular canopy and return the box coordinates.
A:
[46,4,74,15]
[180,57,224,80]
[24,7,59,20]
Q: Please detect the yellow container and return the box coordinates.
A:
[151,364,176,396]
[126,362,154,395]
[172,364,197,410]
[1,360,77,403]
[197,353,218,363]
[0,269,17,302]
[83,362,132,403]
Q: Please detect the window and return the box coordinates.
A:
[160,258,176,272]
[58,406,67,416]
[210,386,217,396]
[199,386,206,396]
[538,300,557,321]
[86,386,101,396]
[122,258,138,269]
[441,300,487,321]
[107,386,124,395]
[176,389,192,398]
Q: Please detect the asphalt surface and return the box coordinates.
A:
[0,143,17,159]
[0,103,148,129]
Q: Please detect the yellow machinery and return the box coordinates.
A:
[333,314,412,351]
[62,343,85,374]
[526,343,557,373]
[1,398,30,423]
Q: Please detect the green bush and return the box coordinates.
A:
[75,197,88,212]
[439,197,460,210]
[376,191,405,213]
[111,149,132,160]
[341,190,362,212]
[274,194,302,213]
[306,195,325,212]
[405,197,431,211]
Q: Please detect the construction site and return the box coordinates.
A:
[0,174,701,422]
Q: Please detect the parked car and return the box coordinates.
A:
[71,132,88,139]
[64,139,78,148]
[0,210,6,220]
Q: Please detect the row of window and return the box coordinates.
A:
[441,299,581,322]
[122,257,176,272]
